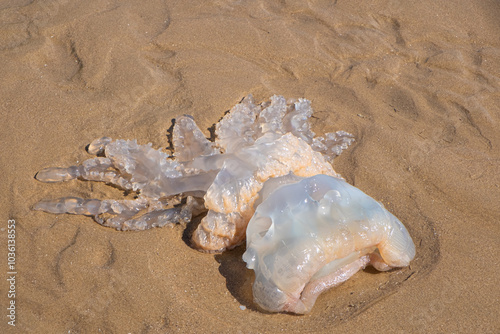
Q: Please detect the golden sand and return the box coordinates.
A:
[1,1,499,332]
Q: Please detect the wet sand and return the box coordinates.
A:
[1,1,499,333]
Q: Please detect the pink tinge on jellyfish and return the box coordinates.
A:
[243,174,415,314]
[34,95,415,314]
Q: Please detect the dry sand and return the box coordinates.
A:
[1,1,499,333]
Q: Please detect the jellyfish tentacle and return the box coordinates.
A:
[36,157,134,190]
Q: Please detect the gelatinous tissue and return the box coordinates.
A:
[34,95,415,313]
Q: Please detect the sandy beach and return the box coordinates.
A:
[1,1,499,333]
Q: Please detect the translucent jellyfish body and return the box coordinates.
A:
[34,95,355,252]
[243,174,416,314]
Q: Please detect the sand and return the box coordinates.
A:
[1,0,499,333]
